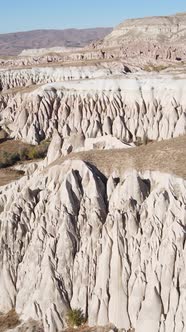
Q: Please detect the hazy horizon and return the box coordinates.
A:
[1,0,186,34]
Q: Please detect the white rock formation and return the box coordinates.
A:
[0,65,111,91]
[1,12,186,332]
[0,157,186,332]
[1,75,186,145]
[45,132,134,164]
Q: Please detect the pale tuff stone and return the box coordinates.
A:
[1,12,186,332]
[0,158,186,332]
[1,76,186,145]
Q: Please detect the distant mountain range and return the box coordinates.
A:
[0,27,112,56]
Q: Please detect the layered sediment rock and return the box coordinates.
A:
[97,12,186,64]
[103,13,186,47]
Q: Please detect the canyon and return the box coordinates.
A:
[0,12,186,332]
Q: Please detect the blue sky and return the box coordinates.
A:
[1,0,186,33]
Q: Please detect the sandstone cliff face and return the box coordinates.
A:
[0,158,186,332]
[95,13,186,65]
[0,76,186,145]
[103,13,186,46]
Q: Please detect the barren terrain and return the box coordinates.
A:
[0,28,112,56]
[56,135,186,179]
[0,11,186,332]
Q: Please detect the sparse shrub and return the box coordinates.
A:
[0,139,50,169]
[1,151,9,165]
[27,143,49,160]
[0,151,20,167]
[10,153,20,163]
[135,135,152,146]
[27,147,39,160]
[142,134,148,145]
[19,148,29,160]
[66,308,85,327]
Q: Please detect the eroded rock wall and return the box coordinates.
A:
[0,159,185,332]
[0,66,111,91]
[0,77,186,144]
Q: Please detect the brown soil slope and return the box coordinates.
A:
[56,135,186,179]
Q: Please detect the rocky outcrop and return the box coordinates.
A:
[0,76,186,145]
[92,13,186,65]
[0,157,186,332]
[46,132,134,164]
[0,48,125,70]
[103,13,186,46]
[1,13,186,72]
[0,65,112,91]
[1,12,186,332]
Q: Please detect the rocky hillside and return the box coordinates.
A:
[2,13,186,71]
[0,74,186,145]
[0,11,186,332]
[94,12,186,66]
[103,12,186,46]
[1,153,186,332]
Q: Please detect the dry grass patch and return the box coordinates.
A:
[0,139,49,168]
[144,63,168,72]
[56,135,186,179]
[0,309,20,332]
[63,325,134,332]
[0,168,24,187]
[0,138,50,186]
[0,84,42,96]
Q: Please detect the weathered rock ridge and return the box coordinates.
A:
[103,12,186,46]
[0,158,186,332]
[1,13,186,72]
[0,65,113,91]
[93,12,186,66]
[0,76,186,144]
[1,11,186,332]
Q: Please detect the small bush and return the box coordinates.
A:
[27,144,49,160]
[66,308,85,327]
[0,139,50,169]
[19,148,29,161]
[0,151,20,167]
[135,135,152,146]
[27,147,39,160]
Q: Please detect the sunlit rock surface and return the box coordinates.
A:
[0,158,186,332]
[0,75,186,145]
